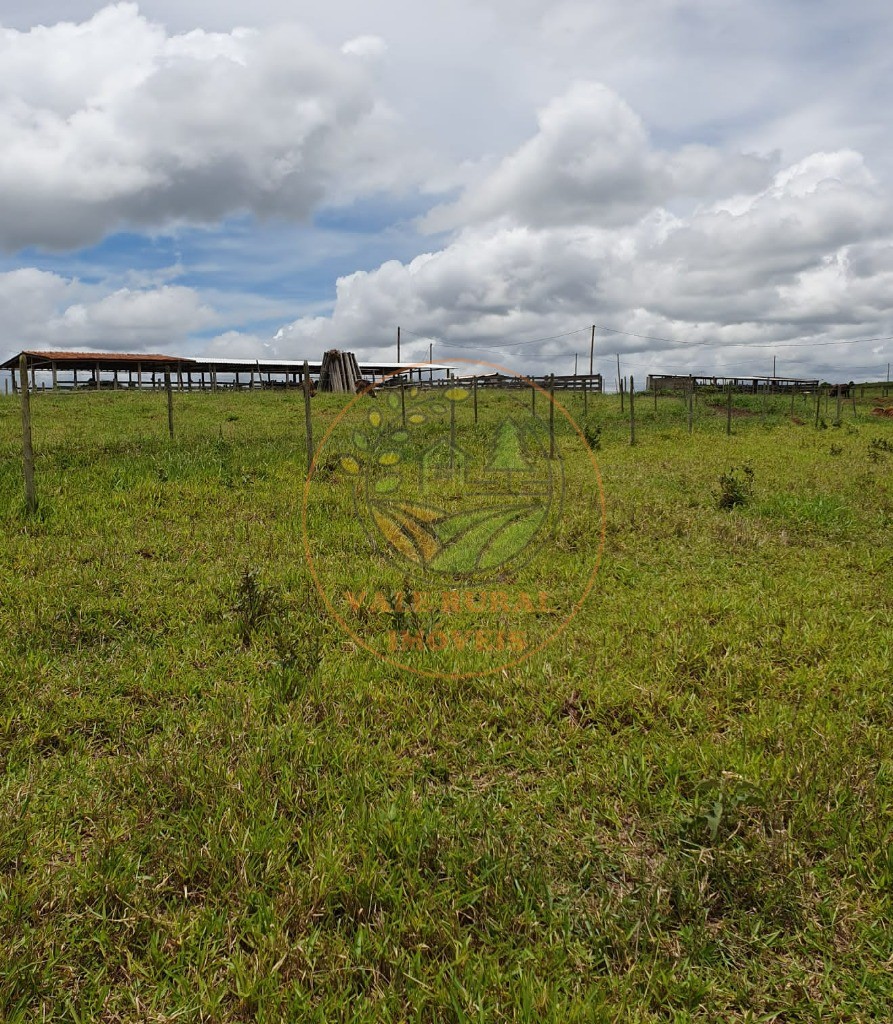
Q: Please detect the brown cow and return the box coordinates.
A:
[355,378,378,398]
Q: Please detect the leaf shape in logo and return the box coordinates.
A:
[428,504,547,572]
[371,501,442,564]
[369,410,382,428]
[340,455,361,475]
[444,388,469,403]
[353,431,368,451]
[375,475,400,494]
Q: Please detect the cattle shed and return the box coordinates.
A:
[646,373,820,393]
[1,350,456,393]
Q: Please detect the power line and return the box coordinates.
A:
[398,322,893,353]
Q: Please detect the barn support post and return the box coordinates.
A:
[52,362,58,390]
[31,364,37,391]
[19,355,37,514]
[113,369,119,390]
[94,363,100,391]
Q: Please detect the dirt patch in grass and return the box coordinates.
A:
[706,402,756,417]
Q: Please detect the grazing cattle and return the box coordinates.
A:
[355,378,378,398]
[828,382,853,398]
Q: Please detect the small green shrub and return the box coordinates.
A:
[582,419,602,451]
[232,568,283,647]
[717,465,754,509]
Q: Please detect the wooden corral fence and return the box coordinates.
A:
[647,373,820,394]
[383,371,604,392]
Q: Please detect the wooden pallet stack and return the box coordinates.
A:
[319,349,362,392]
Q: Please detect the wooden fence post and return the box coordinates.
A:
[629,374,636,445]
[549,374,556,459]
[164,370,174,440]
[688,379,694,435]
[726,381,732,436]
[19,355,37,514]
[835,388,842,426]
[303,360,314,473]
[473,375,478,425]
[619,377,625,414]
[814,387,821,428]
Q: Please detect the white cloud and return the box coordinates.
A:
[423,83,775,232]
[201,329,270,358]
[273,122,893,381]
[341,34,387,59]
[0,4,406,249]
[0,269,215,352]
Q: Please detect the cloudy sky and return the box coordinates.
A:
[2,0,893,383]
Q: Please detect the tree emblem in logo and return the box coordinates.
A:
[339,386,561,576]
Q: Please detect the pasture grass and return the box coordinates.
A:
[0,385,891,1022]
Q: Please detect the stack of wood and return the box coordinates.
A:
[319,349,362,392]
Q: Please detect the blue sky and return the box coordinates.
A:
[1,1,893,382]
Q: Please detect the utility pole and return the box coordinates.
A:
[616,353,621,394]
[772,355,776,378]
[574,353,578,375]
[589,325,595,377]
[428,341,433,364]
[397,326,401,363]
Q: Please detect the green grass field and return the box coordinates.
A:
[1,385,891,1022]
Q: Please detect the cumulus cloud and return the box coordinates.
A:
[273,115,893,381]
[0,268,215,352]
[0,3,404,250]
[201,330,271,358]
[422,83,776,232]
[341,34,387,59]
